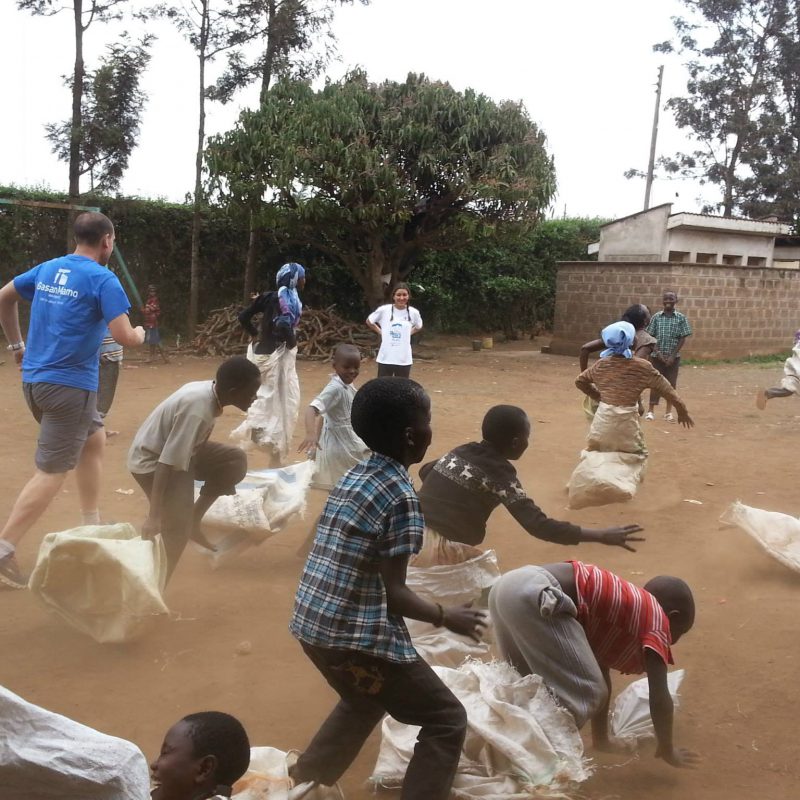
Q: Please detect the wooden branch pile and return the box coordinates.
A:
[190,304,376,360]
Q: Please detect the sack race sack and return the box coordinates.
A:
[610,669,685,745]
[405,548,500,668]
[371,660,590,799]
[567,450,647,510]
[29,523,168,644]
[568,402,647,509]
[233,747,343,799]
[720,501,800,573]
[0,684,150,800]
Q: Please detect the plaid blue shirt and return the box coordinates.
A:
[647,311,692,356]
[290,452,423,663]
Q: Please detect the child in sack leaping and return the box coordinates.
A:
[298,343,370,490]
[757,329,800,409]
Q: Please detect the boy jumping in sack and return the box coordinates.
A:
[289,377,486,800]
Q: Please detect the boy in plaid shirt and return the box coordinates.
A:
[646,290,692,422]
[289,377,485,800]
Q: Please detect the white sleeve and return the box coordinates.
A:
[367,305,387,326]
[410,307,423,329]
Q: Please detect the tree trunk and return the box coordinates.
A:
[188,0,209,335]
[68,0,84,247]
[243,211,260,302]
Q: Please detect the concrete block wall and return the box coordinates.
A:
[549,261,800,359]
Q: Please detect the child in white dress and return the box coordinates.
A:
[299,344,370,489]
[757,330,800,409]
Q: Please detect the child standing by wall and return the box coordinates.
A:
[143,284,169,364]
[298,343,369,490]
[366,283,423,378]
[289,377,485,800]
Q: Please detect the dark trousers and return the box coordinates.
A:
[377,363,412,379]
[132,441,246,573]
[97,359,120,417]
[649,356,680,406]
[294,642,466,800]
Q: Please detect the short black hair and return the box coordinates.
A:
[216,356,260,391]
[351,377,428,454]
[181,711,250,786]
[333,343,361,361]
[481,405,529,448]
[644,576,695,626]
[73,212,114,246]
[621,304,649,330]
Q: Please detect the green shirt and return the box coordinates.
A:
[647,311,692,356]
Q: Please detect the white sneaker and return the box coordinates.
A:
[664,412,675,422]
[645,412,655,421]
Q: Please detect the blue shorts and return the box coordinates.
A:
[23,382,103,473]
[145,327,161,345]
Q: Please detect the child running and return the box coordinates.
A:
[150,711,251,800]
[489,562,699,768]
[128,356,261,579]
[757,329,800,409]
[298,343,369,490]
[414,404,644,565]
[288,377,486,800]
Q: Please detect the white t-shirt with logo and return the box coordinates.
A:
[368,304,423,366]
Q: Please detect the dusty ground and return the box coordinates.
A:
[1,340,798,799]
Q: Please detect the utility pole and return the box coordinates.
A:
[644,65,664,210]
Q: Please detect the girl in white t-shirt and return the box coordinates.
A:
[366,283,423,377]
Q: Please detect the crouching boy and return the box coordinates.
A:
[128,356,261,579]
[288,378,486,799]
[489,561,699,768]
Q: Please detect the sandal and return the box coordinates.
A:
[664,412,675,422]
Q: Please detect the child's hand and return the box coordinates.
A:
[656,744,702,768]
[677,408,694,428]
[586,525,645,552]
[298,438,319,458]
[442,603,487,643]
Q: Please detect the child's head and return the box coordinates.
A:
[643,576,695,643]
[351,377,431,465]
[276,262,306,291]
[332,343,361,385]
[481,405,530,460]
[621,304,650,331]
[215,357,261,412]
[662,290,678,311]
[391,283,411,308]
[148,284,158,295]
[150,711,250,800]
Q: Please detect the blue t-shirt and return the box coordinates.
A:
[14,254,131,391]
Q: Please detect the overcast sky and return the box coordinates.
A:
[0,0,714,219]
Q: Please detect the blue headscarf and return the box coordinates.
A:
[600,321,635,359]
[275,262,305,325]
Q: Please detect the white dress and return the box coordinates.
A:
[310,375,370,489]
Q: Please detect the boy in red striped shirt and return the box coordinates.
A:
[489,561,698,768]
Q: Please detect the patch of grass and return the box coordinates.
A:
[684,352,789,367]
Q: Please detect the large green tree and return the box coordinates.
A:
[208,72,556,308]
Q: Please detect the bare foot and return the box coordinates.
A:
[106,430,120,438]
[756,389,767,410]
[190,528,218,552]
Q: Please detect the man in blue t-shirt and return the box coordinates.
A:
[0,212,145,588]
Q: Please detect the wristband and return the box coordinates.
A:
[434,603,445,627]
[6,342,24,352]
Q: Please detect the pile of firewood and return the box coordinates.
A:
[190,304,377,360]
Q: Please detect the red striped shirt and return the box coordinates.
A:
[571,561,673,674]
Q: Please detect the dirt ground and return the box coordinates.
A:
[1,340,799,799]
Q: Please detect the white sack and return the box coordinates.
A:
[232,747,343,799]
[405,549,500,667]
[610,669,685,744]
[199,462,314,540]
[720,501,800,573]
[29,523,168,644]
[0,684,150,800]
[567,450,647,510]
[371,660,590,799]
[780,343,800,394]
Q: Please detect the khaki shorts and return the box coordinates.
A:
[23,382,103,474]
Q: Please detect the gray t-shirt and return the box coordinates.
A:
[128,380,219,474]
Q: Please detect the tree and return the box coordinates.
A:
[18,0,131,203]
[207,0,368,301]
[46,37,153,194]
[629,0,779,216]
[208,72,557,309]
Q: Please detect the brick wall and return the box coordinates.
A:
[549,261,799,359]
